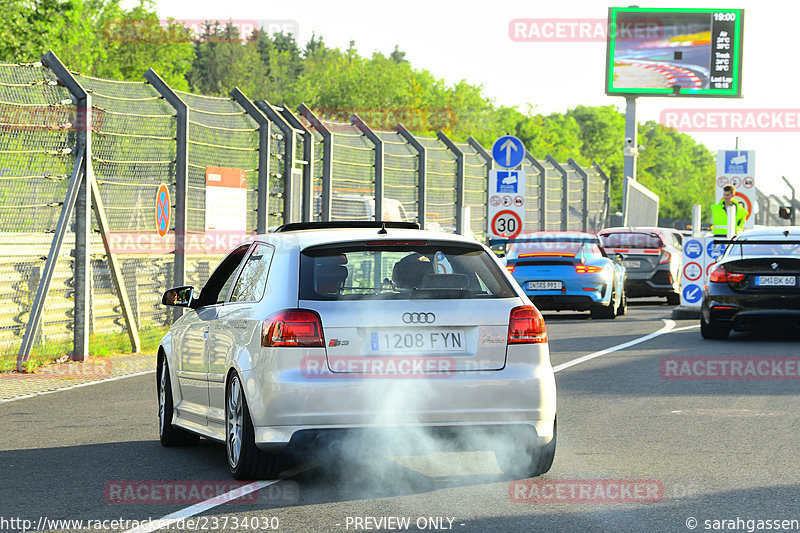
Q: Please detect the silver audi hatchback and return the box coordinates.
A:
[157,222,557,479]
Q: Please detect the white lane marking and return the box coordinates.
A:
[553,319,699,373]
[0,370,155,404]
[122,480,280,533]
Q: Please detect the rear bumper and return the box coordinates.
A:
[625,276,678,297]
[242,344,556,450]
[529,294,597,311]
[702,291,800,331]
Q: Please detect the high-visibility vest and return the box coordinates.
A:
[710,200,747,235]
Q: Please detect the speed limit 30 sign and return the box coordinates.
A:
[491,210,522,239]
[488,169,526,239]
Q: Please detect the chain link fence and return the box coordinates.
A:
[1,56,611,370]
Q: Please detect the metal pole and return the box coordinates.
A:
[41,51,91,361]
[783,176,797,226]
[254,100,295,224]
[546,155,568,231]
[351,114,383,221]
[144,68,187,323]
[592,162,610,229]
[436,131,465,235]
[692,205,702,238]
[231,88,270,234]
[623,96,638,220]
[396,124,427,229]
[278,107,314,222]
[568,158,590,232]
[298,104,332,221]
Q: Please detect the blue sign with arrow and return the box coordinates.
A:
[682,284,703,304]
[492,135,525,169]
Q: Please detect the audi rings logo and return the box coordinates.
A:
[402,312,435,324]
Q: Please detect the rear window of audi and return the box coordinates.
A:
[299,241,517,300]
[599,232,664,249]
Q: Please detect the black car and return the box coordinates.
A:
[700,228,800,339]
[598,227,684,304]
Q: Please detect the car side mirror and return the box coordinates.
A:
[614,253,624,262]
[162,286,195,307]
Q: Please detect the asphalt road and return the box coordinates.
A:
[2,300,800,533]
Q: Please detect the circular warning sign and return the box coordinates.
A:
[717,176,729,187]
[502,195,513,207]
[489,195,501,207]
[734,191,752,221]
[683,262,702,281]
[730,176,742,188]
[491,210,523,239]
[743,176,754,189]
[513,196,525,207]
[156,183,171,238]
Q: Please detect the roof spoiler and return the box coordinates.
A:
[273,221,420,232]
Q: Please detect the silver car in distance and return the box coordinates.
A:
[158,221,557,480]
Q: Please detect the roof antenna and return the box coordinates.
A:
[378,222,388,235]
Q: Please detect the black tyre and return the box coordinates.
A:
[616,290,628,316]
[495,418,557,479]
[700,313,730,340]
[226,373,283,480]
[158,356,200,447]
[591,289,617,320]
[666,292,681,305]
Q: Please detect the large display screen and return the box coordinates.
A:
[605,8,743,97]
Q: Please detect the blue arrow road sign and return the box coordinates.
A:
[683,284,703,304]
[684,239,703,259]
[492,135,525,169]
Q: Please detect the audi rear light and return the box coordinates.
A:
[708,266,745,284]
[262,309,324,347]
[658,250,672,264]
[575,265,603,274]
[508,305,547,344]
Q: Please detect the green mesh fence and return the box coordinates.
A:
[378,130,417,225]
[417,136,456,231]
[322,118,375,221]
[457,142,488,240]
[1,66,612,371]
[0,62,76,368]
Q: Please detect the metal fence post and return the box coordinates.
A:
[351,114,383,221]
[569,158,590,232]
[526,152,547,231]
[254,100,294,223]
[396,124,426,229]
[231,88,270,234]
[547,155,568,231]
[437,131,465,235]
[298,104,332,221]
[144,68,187,321]
[279,107,314,222]
[593,162,611,227]
[39,51,91,361]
